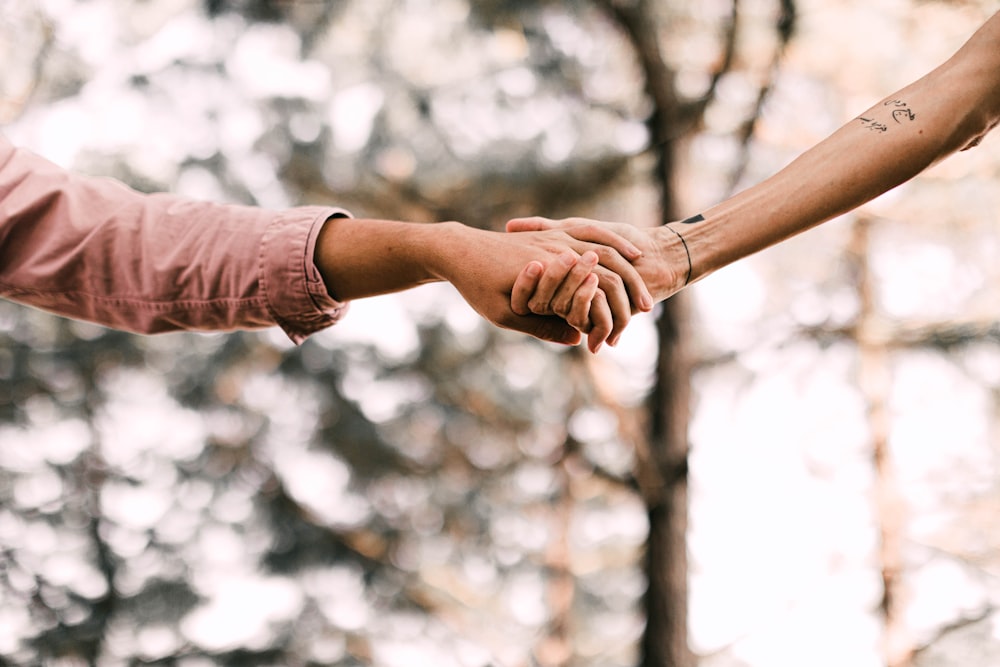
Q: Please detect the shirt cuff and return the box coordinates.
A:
[260,206,352,344]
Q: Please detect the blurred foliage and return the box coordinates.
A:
[0,1,678,664]
[4,1,1000,667]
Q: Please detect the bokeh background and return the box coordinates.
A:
[2,1,1000,666]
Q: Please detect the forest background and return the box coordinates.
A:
[2,0,1000,666]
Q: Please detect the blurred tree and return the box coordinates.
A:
[5,1,1000,667]
[593,1,798,663]
[0,1,718,664]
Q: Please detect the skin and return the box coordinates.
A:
[510,11,1000,330]
[313,216,653,351]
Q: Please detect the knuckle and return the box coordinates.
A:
[602,272,624,291]
[569,314,590,331]
[593,245,613,261]
[528,298,549,314]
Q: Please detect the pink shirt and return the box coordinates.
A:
[0,135,349,343]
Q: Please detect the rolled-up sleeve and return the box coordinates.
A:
[259,205,350,343]
[0,134,349,342]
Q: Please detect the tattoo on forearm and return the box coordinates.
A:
[675,213,704,283]
[857,99,916,133]
[666,214,702,286]
[664,225,693,286]
[884,99,916,122]
[859,117,889,133]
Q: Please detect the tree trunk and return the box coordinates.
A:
[643,295,694,667]
[850,216,913,666]
[594,1,694,663]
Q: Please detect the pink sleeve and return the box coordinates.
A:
[0,135,349,343]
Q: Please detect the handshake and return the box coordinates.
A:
[315,214,696,354]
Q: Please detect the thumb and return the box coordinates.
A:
[506,216,558,233]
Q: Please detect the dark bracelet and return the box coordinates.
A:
[663,224,693,286]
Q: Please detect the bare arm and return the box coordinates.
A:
[313,215,652,349]
[510,11,1000,313]
[677,11,1000,290]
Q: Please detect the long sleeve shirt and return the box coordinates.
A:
[0,134,349,343]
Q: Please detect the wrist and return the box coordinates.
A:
[315,217,448,300]
[645,225,692,300]
[421,220,473,284]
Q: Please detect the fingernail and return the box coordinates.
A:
[628,244,642,259]
[560,253,577,267]
[592,341,602,353]
[526,262,542,277]
[641,292,653,311]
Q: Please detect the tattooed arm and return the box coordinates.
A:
[508,10,1000,322]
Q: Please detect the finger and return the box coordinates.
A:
[506,217,560,233]
[511,261,543,316]
[558,224,643,261]
[507,217,643,261]
[528,252,578,315]
[550,251,600,328]
[589,247,653,313]
[506,217,651,310]
[507,217,653,313]
[586,290,613,353]
[594,270,631,345]
[564,272,599,332]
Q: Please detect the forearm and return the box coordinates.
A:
[667,12,1000,289]
[313,216,460,301]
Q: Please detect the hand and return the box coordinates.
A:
[516,250,611,352]
[435,222,652,349]
[507,217,687,343]
[313,216,653,348]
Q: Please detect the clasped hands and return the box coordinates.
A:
[476,216,687,352]
[314,214,686,352]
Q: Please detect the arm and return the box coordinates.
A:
[510,11,1000,310]
[0,135,649,347]
[0,134,349,343]
[313,215,653,350]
